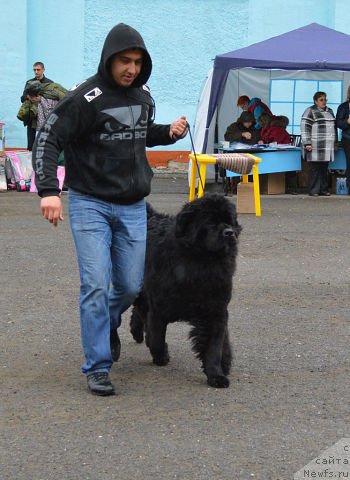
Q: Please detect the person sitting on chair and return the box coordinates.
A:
[259,113,291,144]
[224,111,262,145]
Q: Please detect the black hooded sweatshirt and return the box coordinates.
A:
[32,23,175,203]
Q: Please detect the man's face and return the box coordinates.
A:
[33,65,44,80]
[110,49,143,87]
[240,102,249,111]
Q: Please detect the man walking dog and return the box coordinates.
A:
[32,23,188,396]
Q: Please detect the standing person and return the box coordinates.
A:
[301,92,337,197]
[236,95,272,129]
[32,23,188,396]
[20,62,53,150]
[336,85,350,194]
[17,81,67,132]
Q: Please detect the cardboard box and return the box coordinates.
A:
[236,182,255,214]
[260,172,285,194]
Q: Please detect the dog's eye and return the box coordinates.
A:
[204,222,216,229]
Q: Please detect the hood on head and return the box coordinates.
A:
[270,115,289,128]
[97,23,152,88]
[238,111,255,124]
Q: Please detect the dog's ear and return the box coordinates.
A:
[175,211,193,238]
[175,211,199,246]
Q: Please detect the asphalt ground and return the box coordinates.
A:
[1,176,349,480]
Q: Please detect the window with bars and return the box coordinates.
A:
[269,79,342,134]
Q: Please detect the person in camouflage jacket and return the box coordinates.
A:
[17,81,67,131]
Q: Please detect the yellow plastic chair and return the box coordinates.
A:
[188,153,262,216]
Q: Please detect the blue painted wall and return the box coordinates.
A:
[0,0,349,149]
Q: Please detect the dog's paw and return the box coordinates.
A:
[131,328,144,344]
[152,351,170,366]
[130,313,145,344]
[207,375,230,388]
[151,343,169,366]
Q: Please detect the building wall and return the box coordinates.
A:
[247,0,336,43]
[26,0,85,87]
[0,0,27,148]
[0,0,348,149]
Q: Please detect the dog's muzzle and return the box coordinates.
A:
[222,227,236,238]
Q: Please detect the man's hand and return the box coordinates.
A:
[242,132,252,140]
[40,196,63,227]
[169,116,188,140]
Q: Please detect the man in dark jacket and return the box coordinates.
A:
[224,111,261,145]
[336,87,350,193]
[21,62,53,150]
[32,23,188,396]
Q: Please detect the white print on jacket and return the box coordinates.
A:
[100,105,148,141]
[84,87,103,102]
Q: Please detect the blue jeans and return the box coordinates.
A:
[68,189,146,375]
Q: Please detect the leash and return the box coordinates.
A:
[185,121,205,194]
[172,121,254,194]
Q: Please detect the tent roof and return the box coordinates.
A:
[215,23,350,71]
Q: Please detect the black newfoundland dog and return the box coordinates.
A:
[130,194,242,388]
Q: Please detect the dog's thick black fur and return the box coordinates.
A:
[130,194,242,388]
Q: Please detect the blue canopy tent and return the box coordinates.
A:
[194,23,350,156]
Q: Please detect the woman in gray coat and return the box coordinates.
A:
[301,91,337,196]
